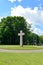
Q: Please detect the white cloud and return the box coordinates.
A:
[0,17,3,22]
[8,0,16,3]
[18,0,22,2]
[38,0,40,1]
[32,25,43,35]
[34,28,43,36]
[11,5,43,35]
[8,0,22,3]
[39,3,42,10]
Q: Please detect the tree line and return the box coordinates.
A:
[0,16,42,45]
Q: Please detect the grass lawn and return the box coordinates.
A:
[0,52,43,65]
[0,45,43,50]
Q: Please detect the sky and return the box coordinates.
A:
[0,0,43,35]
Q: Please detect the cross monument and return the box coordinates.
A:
[18,30,25,47]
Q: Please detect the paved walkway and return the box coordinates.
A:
[0,49,43,53]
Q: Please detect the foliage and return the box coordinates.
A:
[0,16,40,45]
[40,36,43,44]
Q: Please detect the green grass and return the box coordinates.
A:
[0,45,43,50]
[0,52,43,65]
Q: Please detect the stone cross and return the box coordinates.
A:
[18,30,25,47]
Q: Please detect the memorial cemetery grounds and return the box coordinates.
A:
[0,16,43,65]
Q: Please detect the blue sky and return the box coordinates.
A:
[0,0,43,16]
[0,0,43,35]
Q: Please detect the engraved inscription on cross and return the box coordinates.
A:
[18,30,25,47]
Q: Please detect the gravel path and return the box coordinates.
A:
[0,49,43,53]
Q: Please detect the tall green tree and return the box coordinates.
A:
[0,16,40,45]
[0,16,31,45]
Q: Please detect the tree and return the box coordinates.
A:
[0,16,15,44]
[14,16,31,45]
[0,16,31,45]
[28,33,40,45]
[40,36,43,45]
[0,16,40,45]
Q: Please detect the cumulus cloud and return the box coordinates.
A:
[8,0,16,3]
[11,5,43,35]
[32,25,43,35]
[0,17,3,22]
[34,28,43,35]
[17,0,22,2]
[8,0,22,3]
